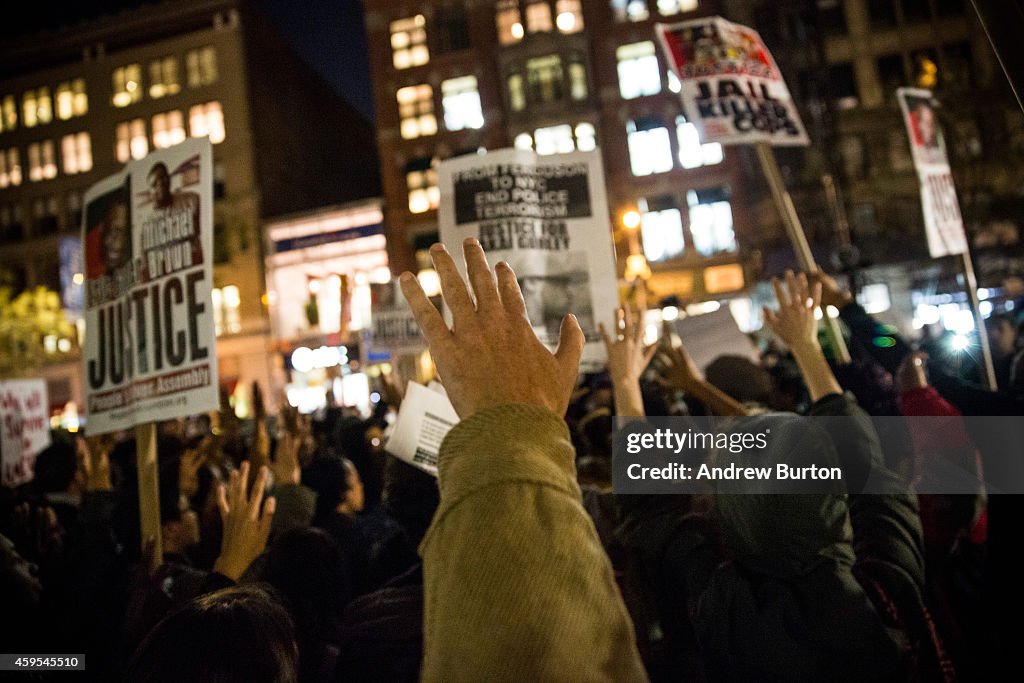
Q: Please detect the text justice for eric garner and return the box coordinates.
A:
[623,428,843,481]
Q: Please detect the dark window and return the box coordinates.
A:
[817,0,848,35]
[935,0,966,17]
[877,55,905,96]
[214,161,226,200]
[899,0,930,24]
[867,0,896,27]
[942,42,974,87]
[827,63,858,108]
[0,264,28,292]
[435,4,471,54]
[214,220,231,264]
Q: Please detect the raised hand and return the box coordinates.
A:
[213,461,275,581]
[599,307,657,386]
[808,269,853,311]
[763,270,822,353]
[399,238,585,419]
[765,270,842,402]
[269,432,301,487]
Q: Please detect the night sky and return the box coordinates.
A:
[2,0,376,123]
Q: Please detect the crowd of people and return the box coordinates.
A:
[2,238,1023,681]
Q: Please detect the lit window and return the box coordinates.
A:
[112,64,143,107]
[22,87,52,128]
[535,124,575,155]
[407,158,439,213]
[397,85,437,139]
[527,55,564,103]
[211,285,242,336]
[152,111,187,149]
[497,0,524,44]
[640,196,685,262]
[612,0,650,22]
[627,117,673,175]
[186,47,218,87]
[391,15,429,69]
[569,61,588,100]
[0,148,22,188]
[56,79,88,120]
[508,74,526,111]
[575,122,597,151]
[27,141,57,181]
[556,0,584,33]
[657,0,698,15]
[116,119,148,162]
[526,2,553,32]
[617,42,661,99]
[687,187,736,256]
[149,56,181,98]
[514,132,534,150]
[190,102,225,143]
[1,96,16,132]
[61,133,92,174]
[441,76,484,131]
[676,116,723,168]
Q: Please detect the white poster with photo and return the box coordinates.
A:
[81,137,218,435]
[656,16,809,147]
[1,379,51,488]
[437,148,618,370]
[897,88,968,258]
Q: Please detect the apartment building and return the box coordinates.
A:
[0,0,380,416]
[363,0,760,309]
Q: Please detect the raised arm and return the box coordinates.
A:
[401,239,647,682]
[764,271,843,403]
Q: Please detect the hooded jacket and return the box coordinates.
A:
[618,394,933,682]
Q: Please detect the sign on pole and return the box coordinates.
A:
[436,148,619,371]
[658,16,850,361]
[897,87,996,388]
[81,137,218,435]
[656,16,809,146]
[0,379,51,488]
[897,88,969,258]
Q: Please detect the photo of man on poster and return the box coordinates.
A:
[84,183,132,280]
[144,159,204,268]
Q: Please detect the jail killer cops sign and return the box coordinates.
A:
[81,137,218,434]
[657,16,809,147]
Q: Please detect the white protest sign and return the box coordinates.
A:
[437,148,618,371]
[368,279,432,357]
[671,307,760,372]
[384,381,459,477]
[897,88,968,258]
[1,379,51,488]
[81,137,218,434]
[657,16,809,146]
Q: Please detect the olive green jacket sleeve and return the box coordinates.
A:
[419,404,648,683]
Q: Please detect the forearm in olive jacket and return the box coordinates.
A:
[420,404,648,683]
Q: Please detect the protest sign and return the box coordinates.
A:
[897,88,969,258]
[368,279,434,358]
[657,16,809,146]
[1,379,51,488]
[437,148,619,370]
[670,307,759,373]
[81,138,218,434]
[384,381,459,477]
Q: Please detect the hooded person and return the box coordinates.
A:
[617,394,949,682]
